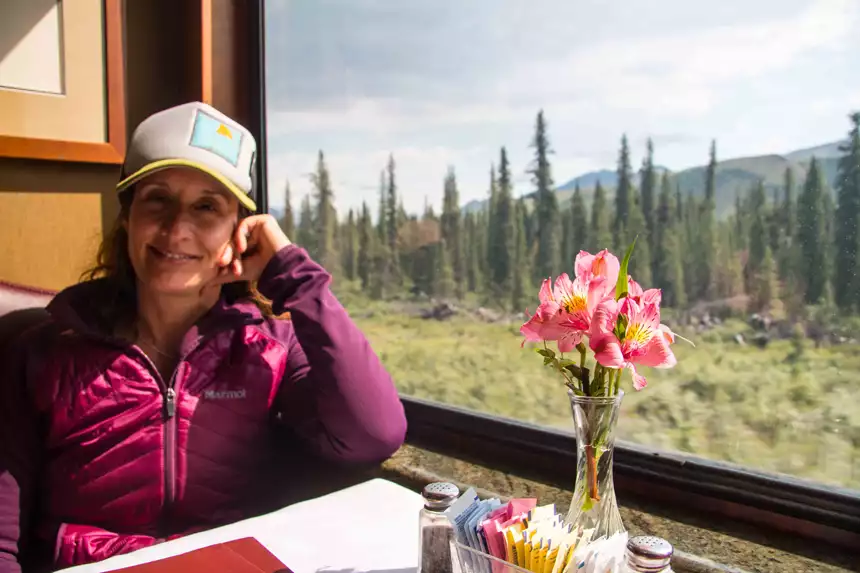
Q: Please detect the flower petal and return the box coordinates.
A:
[589,298,620,344]
[558,330,584,353]
[552,273,575,302]
[636,326,678,368]
[629,364,648,390]
[592,334,625,368]
[627,277,644,298]
[594,250,620,290]
[574,251,595,280]
[538,277,555,304]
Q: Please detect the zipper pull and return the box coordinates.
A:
[164,388,176,418]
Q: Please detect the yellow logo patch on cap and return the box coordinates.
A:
[216,123,233,139]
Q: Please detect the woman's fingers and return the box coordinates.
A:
[219,243,234,267]
[235,218,251,254]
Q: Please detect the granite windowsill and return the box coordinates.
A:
[377,445,859,573]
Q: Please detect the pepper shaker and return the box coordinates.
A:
[418,482,460,573]
[625,535,674,572]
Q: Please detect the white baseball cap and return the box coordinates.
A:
[116,102,258,211]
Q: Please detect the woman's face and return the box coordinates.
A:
[125,167,240,295]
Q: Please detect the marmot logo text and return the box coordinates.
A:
[204,389,247,400]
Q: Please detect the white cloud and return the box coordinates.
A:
[264,0,860,215]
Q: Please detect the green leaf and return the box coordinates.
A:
[563,363,584,379]
[615,236,638,301]
[536,348,556,359]
[543,356,555,366]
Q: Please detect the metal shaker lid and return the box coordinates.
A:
[626,535,674,572]
[422,482,460,510]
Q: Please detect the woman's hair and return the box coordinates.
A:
[82,187,276,330]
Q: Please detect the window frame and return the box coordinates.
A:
[403,396,860,548]
[252,1,860,550]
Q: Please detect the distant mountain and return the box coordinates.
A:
[556,169,618,191]
[784,140,845,163]
[462,140,844,219]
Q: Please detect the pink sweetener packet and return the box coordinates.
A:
[479,499,537,565]
[507,498,537,518]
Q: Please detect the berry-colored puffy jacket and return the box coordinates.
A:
[0,246,407,572]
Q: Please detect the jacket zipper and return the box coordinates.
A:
[130,348,187,514]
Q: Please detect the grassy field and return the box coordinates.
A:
[335,284,860,490]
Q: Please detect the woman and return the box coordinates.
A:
[0,102,407,572]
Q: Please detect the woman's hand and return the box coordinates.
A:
[214,214,291,284]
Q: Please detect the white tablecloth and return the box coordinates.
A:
[61,478,423,573]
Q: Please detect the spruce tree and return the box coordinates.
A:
[296,195,313,251]
[652,172,674,289]
[660,226,687,308]
[797,157,829,304]
[697,140,718,300]
[511,199,531,312]
[385,154,401,286]
[489,148,516,300]
[377,170,387,243]
[485,164,498,286]
[746,180,768,294]
[343,209,358,281]
[465,212,483,292]
[530,110,560,281]
[561,195,574,274]
[834,112,860,310]
[570,184,589,264]
[281,179,295,239]
[357,202,373,290]
[627,198,652,286]
[441,168,465,299]
[751,246,779,313]
[783,167,797,241]
[434,239,456,299]
[640,138,656,242]
[614,134,634,245]
[591,181,612,252]
[310,151,339,273]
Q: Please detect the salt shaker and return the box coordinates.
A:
[418,482,459,573]
[625,535,674,572]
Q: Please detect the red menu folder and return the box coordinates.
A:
[110,537,293,573]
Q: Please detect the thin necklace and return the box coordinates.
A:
[139,337,177,359]
[135,323,178,359]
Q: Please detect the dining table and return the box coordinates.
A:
[59,478,424,573]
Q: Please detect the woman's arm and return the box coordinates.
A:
[0,326,46,573]
[257,245,407,463]
[53,525,158,568]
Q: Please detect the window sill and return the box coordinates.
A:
[378,444,858,573]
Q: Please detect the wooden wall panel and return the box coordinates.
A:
[0,190,105,290]
[0,0,259,291]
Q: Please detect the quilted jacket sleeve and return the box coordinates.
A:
[0,325,46,573]
[257,245,407,463]
[53,524,158,568]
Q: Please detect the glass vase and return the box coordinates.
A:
[565,390,625,538]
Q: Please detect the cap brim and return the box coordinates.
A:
[116,158,257,212]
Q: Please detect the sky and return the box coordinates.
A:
[263,0,860,216]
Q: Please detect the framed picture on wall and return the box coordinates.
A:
[0,0,125,164]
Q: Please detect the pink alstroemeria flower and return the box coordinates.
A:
[520,277,565,343]
[589,293,677,390]
[521,249,622,352]
[575,249,620,294]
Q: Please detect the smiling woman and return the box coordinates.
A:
[0,101,407,572]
